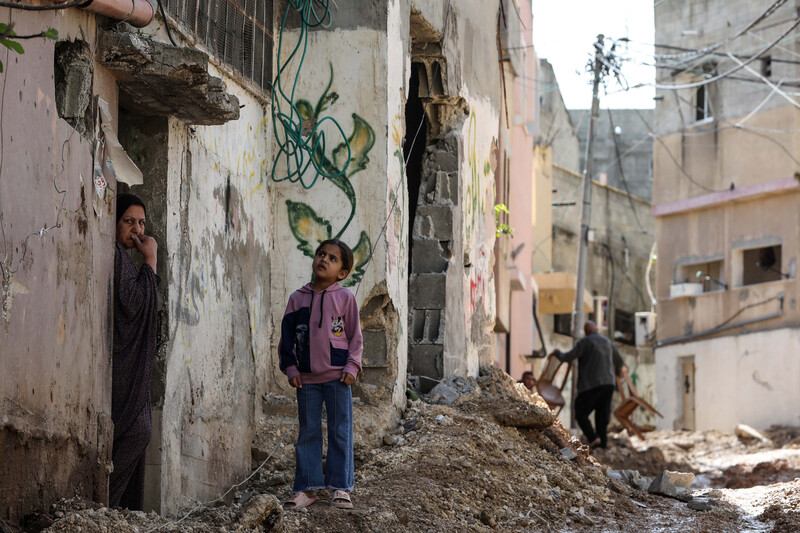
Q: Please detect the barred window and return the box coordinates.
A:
[164,0,274,92]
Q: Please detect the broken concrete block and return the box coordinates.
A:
[688,498,714,511]
[664,470,695,489]
[493,403,554,429]
[429,382,459,405]
[619,470,652,491]
[648,470,695,498]
[560,448,578,461]
[606,470,624,482]
[237,494,282,529]
[735,423,771,444]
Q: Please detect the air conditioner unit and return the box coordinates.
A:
[670,282,703,298]
[635,312,656,347]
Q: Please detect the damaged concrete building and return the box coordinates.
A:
[652,0,800,431]
[531,59,657,427]
[1,0,503,522]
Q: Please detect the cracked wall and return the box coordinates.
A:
[158,71,271,514]
[0,11,116,522]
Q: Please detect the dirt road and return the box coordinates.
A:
[12,367,799,532]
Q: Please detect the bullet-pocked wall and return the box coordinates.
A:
[0,11,117,521]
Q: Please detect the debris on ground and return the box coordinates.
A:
[7,366,796,532]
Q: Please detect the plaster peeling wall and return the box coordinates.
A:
[411,0,501,375]
[0,12,117,521]
[160,70,271,513]
[655,328,800,431]
[457,100,498,375]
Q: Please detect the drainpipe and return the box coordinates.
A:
[80,0,155,28]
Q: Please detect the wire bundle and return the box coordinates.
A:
[269,0,351,189]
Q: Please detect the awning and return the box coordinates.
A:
[532,272,593,315]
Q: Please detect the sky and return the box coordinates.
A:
[531,0,656,110]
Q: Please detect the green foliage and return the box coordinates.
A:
[0,24,58,73]
[494,203,514,238]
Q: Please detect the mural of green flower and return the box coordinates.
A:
[285,62,376,287]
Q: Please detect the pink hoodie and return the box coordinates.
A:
[278,282,363,384]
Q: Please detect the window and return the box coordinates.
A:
[613,309,635,346]
[164,0,274,92]
[761,56,772,78]
[694,85,712,122]
[554,314,572,337]
[740,245,786,285]
[676,259,725,293]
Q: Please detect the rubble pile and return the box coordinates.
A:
[19,366,794,532]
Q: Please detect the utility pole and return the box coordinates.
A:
[570,34,605,427]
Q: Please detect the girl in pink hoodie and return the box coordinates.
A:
[279,239,363,509]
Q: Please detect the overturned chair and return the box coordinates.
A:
[535,353,572,415]
[614,370,663,440]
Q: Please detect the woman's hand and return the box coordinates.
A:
[340,372,355,386]
[289,376,303,389]
[131,234,158,271]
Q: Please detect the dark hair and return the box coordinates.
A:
[315,239,354,275]
[522,371,534,379]
[116,193,146,223]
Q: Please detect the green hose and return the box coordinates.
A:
[270,0,351,189]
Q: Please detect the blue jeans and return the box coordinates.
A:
[293,380,354,492]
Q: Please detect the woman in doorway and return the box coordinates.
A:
[111,193,159,510]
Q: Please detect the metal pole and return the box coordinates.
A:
[570,34,605,428]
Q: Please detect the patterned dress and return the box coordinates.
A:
[110,242,159,510]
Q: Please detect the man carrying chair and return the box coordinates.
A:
[551,321,627,449]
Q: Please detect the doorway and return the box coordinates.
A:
[679,356,696,431]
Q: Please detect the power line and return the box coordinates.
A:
[651,0,789,62]
[606,109,650,235]
[648,15,800,90]
[0,0,87,10]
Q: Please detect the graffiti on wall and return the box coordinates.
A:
[464,110,492,244]
[285,63,376,287]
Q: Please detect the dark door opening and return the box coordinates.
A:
[403,62,427,273]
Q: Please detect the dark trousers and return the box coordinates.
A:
[574,385,615,448]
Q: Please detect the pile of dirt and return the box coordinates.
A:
[16,366,750,532]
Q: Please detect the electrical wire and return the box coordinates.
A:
[157,0,178,47]
[269,0,351,190]
[143,417,298,533]
[606,109,650,235]
[355,0,452,296]
[0,0,87,11]
[714,294,784,330]
[651,0,788,62]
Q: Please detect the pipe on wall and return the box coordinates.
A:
[81,0,155,28]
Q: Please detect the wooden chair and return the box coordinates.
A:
[536,353,571,415]
[614,370,663,440]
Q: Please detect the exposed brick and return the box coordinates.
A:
[409,344,444,390]
[416,205,454,240]
[409,273,447,308]
[362,329,388,367]
[411,239,449,273]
